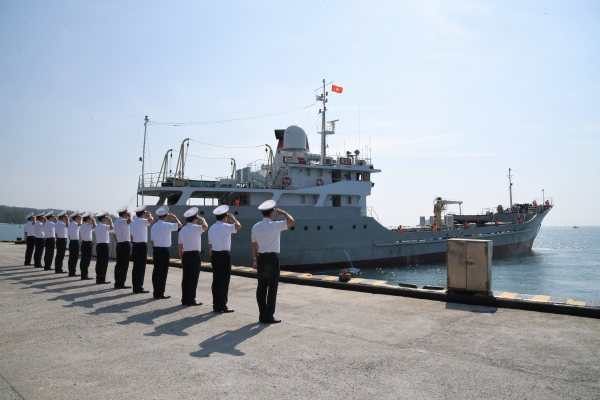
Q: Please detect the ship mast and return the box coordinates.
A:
[140,115,149,205]
[318,79,328,164]
[508,168,513,209]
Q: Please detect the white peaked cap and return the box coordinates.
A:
[25,212,34,219]
[213,205,229,215]
[56,211,67,217]
[44,211,54,217]
[156,205,169,216]
[184,207,199,218]
[134,205,146,212]
[81,211,94,219]
[36,212,45,217]
[70,210,81,218]
[116,205,128,213]
[96,211,108,218]
[258,200,276,211]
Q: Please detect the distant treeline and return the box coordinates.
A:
[0,205,117,224]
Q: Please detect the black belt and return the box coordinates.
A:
[133,242,146,244]
[212,250,230,253]
[259,252,278,255]
[184,250,200,253]
[154,246,169,248]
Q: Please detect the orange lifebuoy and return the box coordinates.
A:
[432,225,438,231]
[282,176,292,187]
[316,178,324,186]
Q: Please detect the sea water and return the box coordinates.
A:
[1,224,598,302]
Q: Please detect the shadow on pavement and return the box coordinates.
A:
[10,275,72,284]
[48,288,116,302]
[65,292,134,309]
[22,278,89,290]
[34,283,104,294]
[146,310,220,337]
[445,302,499,314]
[189,323,268,357]
[91,298,155,315]
[0,269,44,277]
[117,305,186,326]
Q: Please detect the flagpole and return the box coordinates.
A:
[320,79,326,165]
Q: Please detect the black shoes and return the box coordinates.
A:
[154,295,171,300]
[114,285,132,289]
[43,268,53,271]
[69,274,80,277]
[134,290,150,294]
[96,281,111,285]
[35,265,43,268]
[55,270,67,274]
[81,277,94,280]
[186,301,202,306]
[260,318,281,324]
[214,307,234,313]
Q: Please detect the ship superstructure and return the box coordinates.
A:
[136,81,553,270]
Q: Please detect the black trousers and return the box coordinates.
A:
[181,251,201,305]
[25,236,35,265]
[211,251,231,309]
[152,247,170,297]
[55,238,67,273]
[34,237,45,268]
[256,252,280,321]
[44,238,55,269]
[114,242,131,287]
[80,241,93,279]
[68,239,80,275]
[95,243,109,283]
[131,242,148,292]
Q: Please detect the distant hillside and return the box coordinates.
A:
[0,206,117,224]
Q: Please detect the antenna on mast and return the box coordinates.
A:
[317,79,335,165]
[508,168,513,209]
[140,115,149,205]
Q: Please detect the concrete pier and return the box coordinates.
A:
[1,243,599,399]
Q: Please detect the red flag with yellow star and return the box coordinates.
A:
[332,85,343,93]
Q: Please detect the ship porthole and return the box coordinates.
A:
[352,225,356,229]
[290,226,295,231]
[234,211,238,215]
[304,226,308,231]
[363,225,367,229]
[200,211,204,215]
[329,225,333,230]
[317,226,321,230]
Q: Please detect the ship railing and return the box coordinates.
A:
[138,172,172,189]
[360,206,382,224]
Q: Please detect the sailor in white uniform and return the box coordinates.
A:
[33,213,46,268]
[113,206,133,289]
[42,211,57,270]
[130,205,154,294]
[208,205,241,313]
[54,211,69,274]
[150,206,182,299]
[24,212,36,266]
[67,211,83,277]
[94,211,113,284]
[79,212,96,280]
[251,200,294,323]
[177,207,208,306]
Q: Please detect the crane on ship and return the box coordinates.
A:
[433,197,463,227]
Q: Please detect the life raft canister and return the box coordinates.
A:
[316,178,324,186]
[282,176,292,187]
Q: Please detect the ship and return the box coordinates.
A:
[136,80,553,271]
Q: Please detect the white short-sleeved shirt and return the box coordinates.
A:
[114,217,131,243]
[55,220,68,239]
[95,222,110,244]
[130,217,149,243]
[43,220,55,238]
[151,220,179,247]
[34,221,45,239]
[208,221,237,251]
[25,221,35,236]
[178,223,205,252]
[251,218,287,253]
[80,222,94,242]
[67,221,80,240]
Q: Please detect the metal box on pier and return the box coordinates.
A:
[446,239,492,293]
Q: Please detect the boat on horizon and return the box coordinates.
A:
[135,80,553,271]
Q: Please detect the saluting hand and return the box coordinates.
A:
[276,208,286,216]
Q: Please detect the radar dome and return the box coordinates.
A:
[283,125,307,150]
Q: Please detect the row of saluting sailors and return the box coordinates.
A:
[23,200,294,323]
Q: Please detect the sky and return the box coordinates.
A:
[0,0,598,226]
